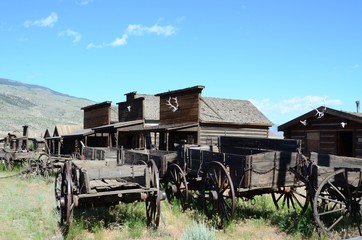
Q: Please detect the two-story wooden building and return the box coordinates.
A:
[60,86,273,152]
[55,101,118,155]
[140,85,274,150]
[278,106,362,158]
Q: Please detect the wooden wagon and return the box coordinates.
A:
[163,136,362,238]
[0,148,53,178]
[54,153,163,228]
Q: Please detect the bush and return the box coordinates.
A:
[181,221,215,240]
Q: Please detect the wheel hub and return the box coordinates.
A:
[347,199,360,213]
[211,190,218,200]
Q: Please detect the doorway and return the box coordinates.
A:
[337,132,353,157]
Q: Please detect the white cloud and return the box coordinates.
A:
[24,12,58,28]
[87,43,104,49]
[250,96,342,124]
[109,34,128,47]
[88,23,175,49]
[58,29,82,43]
[126,24,176,36]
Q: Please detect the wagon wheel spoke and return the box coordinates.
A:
[145,159,161,228]
[313,168,362,238]
[38,153,52,179]
[202,161,235,229]
[54,171,62,211]
[272,184,309,213]
[21,158,33,178]
[165,164,189,210]
[59,161,74,226]
[4,152,15,171]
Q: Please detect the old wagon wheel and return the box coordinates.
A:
[201,161,236,229]
[21,158,38,178]
[164,163,189,210]
[54,170,62,211]
[4,152,15,171]
[271,183,309,213]
[59,161,74,226]
[145,159,161,228]
[313,168,362,239]
[37,153,52,179]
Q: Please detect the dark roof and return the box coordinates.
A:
[92,120,144,131]
[81,101,112,110]
[278,106,362,131]
[155,85,205,96]
[200,97,273,126]
[62,128,94,137]
[125,122,199,132]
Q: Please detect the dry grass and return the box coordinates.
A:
[0,171,312,240]
[0,172,62,240]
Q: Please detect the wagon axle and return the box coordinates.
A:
[347,198,360,213]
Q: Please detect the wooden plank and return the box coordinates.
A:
[248,151,298,189]
[310,152,362,169]
[219,136,300,153]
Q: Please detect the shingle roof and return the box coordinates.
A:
[110,105,118,123]
[200,97,273,126]
[62,128,94,137]
[54,124,83,137]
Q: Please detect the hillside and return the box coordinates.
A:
[0,78,95,138]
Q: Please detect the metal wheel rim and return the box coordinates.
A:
[54,171,62,211]
[60,161,74,225]
[38,153,52,177]
[313,168,362,238]
[165,163,189,210]
[202,161,236,229]
[145,159,161,228]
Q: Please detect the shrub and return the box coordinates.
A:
[181,221,215,240]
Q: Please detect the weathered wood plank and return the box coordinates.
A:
[219,136,300,154]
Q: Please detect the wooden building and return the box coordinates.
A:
[61,101,118,152]
[144,85,273,150]
[45,124,83,156]
[93,92,160,149]
[62,86,272,152]
[278,106,362,158]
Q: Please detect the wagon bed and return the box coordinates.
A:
[55,155,163,228]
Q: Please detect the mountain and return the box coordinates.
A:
[0,78,96,138]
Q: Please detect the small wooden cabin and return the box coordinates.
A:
[278,106,362,158]
[45,124,83,156]
[150,85,273,150]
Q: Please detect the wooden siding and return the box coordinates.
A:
[356,130,362,158]
[199,125,269,146]
[282,112,362,157]
[83,106,111,129]
[159,91,200,125]
[118,98,143,122]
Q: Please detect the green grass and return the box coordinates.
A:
[0,167,322,240]
[0,172,61,240]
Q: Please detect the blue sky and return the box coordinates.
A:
[1,0,362,126]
